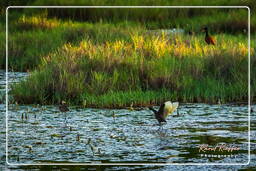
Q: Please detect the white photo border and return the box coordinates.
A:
[5,6,251,166]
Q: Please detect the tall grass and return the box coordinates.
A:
[10,22,252,107]
[2,16,138,71]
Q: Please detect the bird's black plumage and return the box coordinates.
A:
[149,101,179,125]
[202,27,216,45]
[188,30,194,36]
[149,104,167,124]
[59,101,69,112]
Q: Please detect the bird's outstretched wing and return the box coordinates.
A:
[163,101,179,119]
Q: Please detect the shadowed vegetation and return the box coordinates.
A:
[26,0,255,32]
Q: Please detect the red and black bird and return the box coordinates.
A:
[202,27,216,45]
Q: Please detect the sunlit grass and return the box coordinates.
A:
[10,22,252,107]
[15,15,60,30]
[2,16,146,70]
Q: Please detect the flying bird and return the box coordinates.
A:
[202,27,216,45]
[149,101,179,125]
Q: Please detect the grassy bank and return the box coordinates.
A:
[10,21,253,108]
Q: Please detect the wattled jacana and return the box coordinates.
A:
[202,27,216,45]
[59,100,69,112]
[149,101,179,125]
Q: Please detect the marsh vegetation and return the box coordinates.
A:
[0,1,254,107]
[3,12,252,107]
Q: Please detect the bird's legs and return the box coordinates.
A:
[157,124,163,131]
[157,121,167,131]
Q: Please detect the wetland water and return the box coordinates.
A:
[1,71,255,170]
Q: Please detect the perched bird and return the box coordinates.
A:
[218,99,222,105]
[188,30,195,36]
[128,102,134,111]
[76,134,80,141]
[59,101,69,127]
[149,101,179,125]
[201,27,216,45]
[59,100,69,113]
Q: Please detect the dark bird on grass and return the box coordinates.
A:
[149,101,179,125]
[59,100,69,113]
[188,30,195,36]
[201,27,216,45]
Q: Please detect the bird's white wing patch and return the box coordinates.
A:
[164,101,179,118]
[172,102,179,109]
